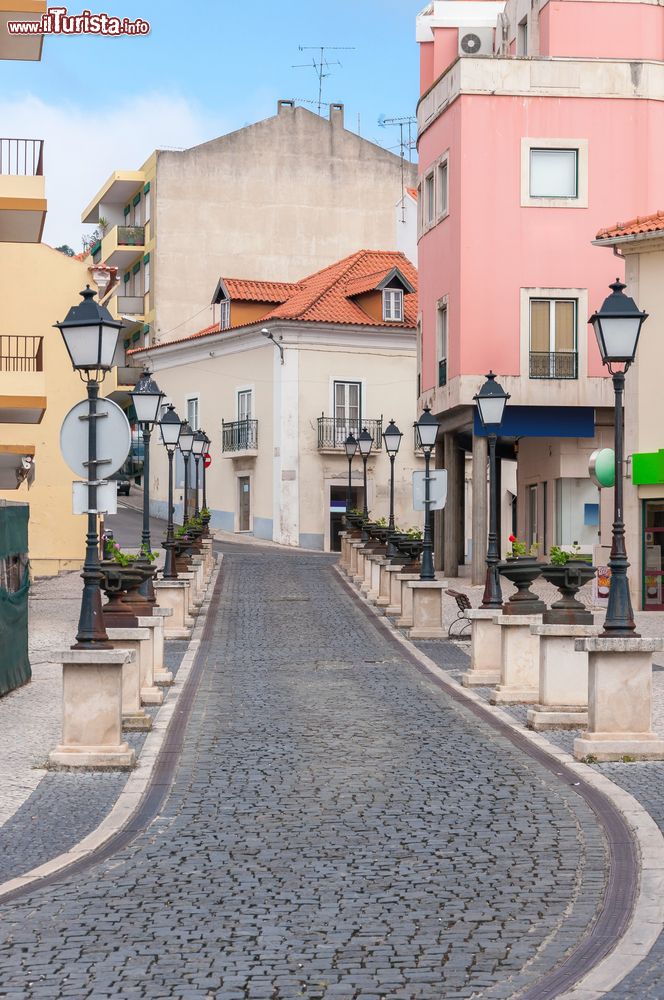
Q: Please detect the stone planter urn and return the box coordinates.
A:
[498,557,546,615]
[541,561,597,625]
[100,562,148,627]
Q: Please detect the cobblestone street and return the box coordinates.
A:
[0,546,612,999]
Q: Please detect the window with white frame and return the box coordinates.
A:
[144,189,151,223]
[437,159,448,218]
[529,148,578,198]
[334,380,361,441]
[237,389,252,421]
[437,302,448,386]
[529,298,577,379]
[219,299,231,330]
[383,288,404,322]
[187,397,199,430]
[425,172,435,225]
[143,259,150,295]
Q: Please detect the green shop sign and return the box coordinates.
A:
[632,449,664,485]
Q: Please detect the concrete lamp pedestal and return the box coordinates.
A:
[360,550,375,595]
[200,539,214,579]
[394,573,421,628]
[106,627,153,731]
[349,540,363,579]
[367,555,387,603]
[408,580,448,639]
[135,617,165,705]
[190,555,206,597]
[376,561,394,608]
[490,614,542,705]
[460,609,503,688]
[48,649,136,770]
[353,545,368,586]
[154,579,194,639]
[180,570,202,611]
[151,607,174,685]
[573,637,664,761]
[338,531,350,572]
[384,566,411,617]
[527,624,598,731]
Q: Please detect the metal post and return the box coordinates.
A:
[602,370,638,636]
[183,453,190,525]
[74,379,110,648]
[194,456,201,518]
[346,455,353,514]
[361,453,369,541]
[202,460,208,512]
[163,449,177,579]
[387,454,398,557]
[138,423,155,602]
[480,432,503,608]
[420,449,435,580]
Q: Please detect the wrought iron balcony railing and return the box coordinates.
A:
[438,358,447,387]
[0,336,43,372]
[222,418,258,453]
[117,225,145,247]
[0,138,43,177]
[529,351,578,380]
[317,416,383,451]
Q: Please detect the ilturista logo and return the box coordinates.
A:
[7,7,151,37]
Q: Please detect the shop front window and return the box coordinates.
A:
[644,501,664,610]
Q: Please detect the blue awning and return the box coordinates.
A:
[474,406,595,439]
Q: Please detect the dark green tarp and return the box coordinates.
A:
[0,504,28,561]
[0,505,31,696]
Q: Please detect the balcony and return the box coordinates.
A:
[529,352,578,380]
[0,2,47,62]
[438,358,447,387]
[99,224,145,268]
[222,418,258,457]
[117,295,144,317]
[317,416,383,452]
[0,138,46,242]
[0,335,46,422]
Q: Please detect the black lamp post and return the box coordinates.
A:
[130,370,164,601]
[358,427,374,541]
[55,285,123,649]
[474,372,510,608]
[415,406,439,581]
[344,433,357,525]
[192,429,206,518]
[179,420,195,524]
[201,431,211,532]
[159,404,182,579]
[384,419,403,557]
[589,278,648,637]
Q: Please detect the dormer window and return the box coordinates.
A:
[383,288,403,322]
[220,299,230,330]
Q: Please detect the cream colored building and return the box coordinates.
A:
[80,101,417,360]
[134,251,425,551]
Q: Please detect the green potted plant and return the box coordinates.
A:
[498,535,546,614]
[541,543,597,625]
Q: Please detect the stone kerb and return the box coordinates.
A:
[461,608,502,688]
[527,623,599,732]
[574,636,664,761]
[407,579,448,639]
[106,627,153,732]
[48,648,137,770]
[490,613,542,705]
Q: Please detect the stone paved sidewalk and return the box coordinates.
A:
[0,546,610,999]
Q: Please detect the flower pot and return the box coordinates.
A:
[541,561,597,625]
[100,562,146,628]
[498,557,546,615]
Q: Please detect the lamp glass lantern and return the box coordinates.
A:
[159,404,182,448]
[474,371,510,429]
[55,285,123,374]
[192,429,206,456]
[384,419,403,456]
[179,421,195,455]
[589,279,648,365]
[415,406,438,452]
[130,370,164,426]
[344,433,357,459]
[358,427,373,457]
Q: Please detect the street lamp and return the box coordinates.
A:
[358,427,374,541]
[589,278,648,636]
[179,420,195,523]
[383,419,403,557]
[192,429,206,518]
[55,286,123,648]
[415,406,439,580]
[158,404,182,579]
[130,370,164,601]
[474,372,510,608]
[344,433,357,525]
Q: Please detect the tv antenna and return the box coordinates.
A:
[293,45,355,116]
[378,115,418,223]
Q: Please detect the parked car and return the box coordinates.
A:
[110,468,131,496]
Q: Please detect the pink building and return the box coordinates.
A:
[416,0,664,581]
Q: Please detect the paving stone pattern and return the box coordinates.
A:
[0,548,608,999]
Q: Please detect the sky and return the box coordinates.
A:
[0,0,421,248]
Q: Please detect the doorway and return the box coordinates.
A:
[330,485,359,552]
[238,476,251,532]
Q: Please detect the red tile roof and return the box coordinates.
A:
[406,187,418,200]
[223,278,299,303]
[596,211,664,241]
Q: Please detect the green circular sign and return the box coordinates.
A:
[589,448,615,488]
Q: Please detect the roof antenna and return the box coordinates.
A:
[292,44,355,116]
[378,114,418,223]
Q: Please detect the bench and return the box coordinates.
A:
[445,589,472,639]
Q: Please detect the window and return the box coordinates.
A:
[528,484,538,550]
[143,259,150,295]
[517,17,527,56]
[219,299,231,331]
[529,298,577,378]
[334,380,361,441]
[144,188,151,224]
[237,389,252,421]
[437,302,448,387]
[383,288,403,322]
[530,148,578,198]
[437,159,448,218]
[425,172,434,225]
[187,397,199,431]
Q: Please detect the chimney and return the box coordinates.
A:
[277,99,295,114]
[329,103,344,128]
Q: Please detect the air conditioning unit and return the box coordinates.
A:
[458,27,494,57]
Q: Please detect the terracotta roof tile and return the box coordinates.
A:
[223,278,300,302]
[596,210,664,241]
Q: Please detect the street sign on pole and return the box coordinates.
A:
[204,453,212,470]
[60,397,131,480]
[72,480,118,515]
[412,470,447,511]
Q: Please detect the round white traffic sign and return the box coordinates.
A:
[60,396,131,479]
